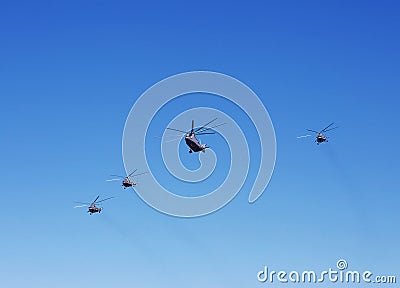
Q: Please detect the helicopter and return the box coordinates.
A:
[166,118,225,153]
[298,122,339,144]
[106,169,148,189]
[74,196,114,215]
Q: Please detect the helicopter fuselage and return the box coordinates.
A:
[122,177,136,188]
[88,206,102,214]
[316,134,327,144]
[185,134,207,153]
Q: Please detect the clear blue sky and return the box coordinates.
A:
[1,0,399,287]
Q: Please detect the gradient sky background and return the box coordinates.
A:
[1,1,399,287]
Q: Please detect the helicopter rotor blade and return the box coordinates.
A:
[131,171,149,177]
[110,174,124,178]
[297,135,312,139]
[128,169,138,177]
[159,134,183,140]
[96,196,115,203]
[73,204,88,208]
[324,126,339,132]
[321,122,335,133]
[74,201,90,205]
[194,118,217,133]
[196,132,216,135]
[166,127,187,134]
[197,122,226,133]
[165,136,183,143]
[106,178,121,181]
[191,120,195,133]
[306,129,319,134]
[92,196,100,205]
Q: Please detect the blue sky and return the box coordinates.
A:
[1,0,399,287]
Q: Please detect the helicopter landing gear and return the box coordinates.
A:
[189,150,192,153]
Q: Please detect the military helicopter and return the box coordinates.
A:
[166,118,225,153]
[298,122,339,144]
[74,196,114,215]
[106,169,148,189]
